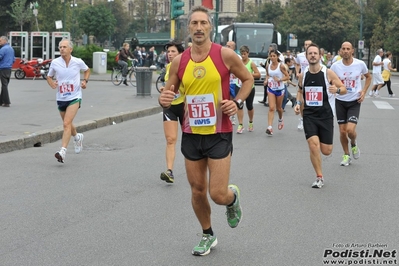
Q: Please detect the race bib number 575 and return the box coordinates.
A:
[186,94,217,126]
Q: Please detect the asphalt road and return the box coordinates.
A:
[1,77,398,265]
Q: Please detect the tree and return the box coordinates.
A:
[369,17,384,52]
[36,0,75,33]
[283,0,359,53]
[0,0,15,35]
[384,2,399,55]
[133,0,157,33]
[109,0,132,49]
[78,4,116,43]
[6,0,33,31]
[236,1,284,26]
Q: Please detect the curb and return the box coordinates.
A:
[0,106,162,154]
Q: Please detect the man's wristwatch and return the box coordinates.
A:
[337,88,341,94]
[83,79,89,83]
[234,99,244,110]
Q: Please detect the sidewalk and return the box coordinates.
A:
[0,71,162,154]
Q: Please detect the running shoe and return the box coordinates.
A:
[297,118,303,131]
[374,93,380,98]
[226,184,242,228]
[278,119,284,130]
[340,154,352,166]
[265,127,273,136]
[351,144,360,160]
[160,169,174,183]
[230,115,236,125]
[248,122,254,132]
[74,133,84,154]
[192,234,218,256]
[368,90,374,97]
[389,94,396,98]
[236,124,244,134]
[55,149,66,163]
[312,177,324,188]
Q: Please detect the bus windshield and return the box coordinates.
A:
[235,27,273,58]
[220,23,276,59]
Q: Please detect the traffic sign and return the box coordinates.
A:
[358,40,364,50]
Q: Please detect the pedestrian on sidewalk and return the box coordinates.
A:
[46,39,90,163]
[0,36,15,107]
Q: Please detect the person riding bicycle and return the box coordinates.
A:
[118,43,135,86]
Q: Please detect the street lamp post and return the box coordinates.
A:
[158,1,166,32]
[70,0,77,41]
[108,0,114,48]
[63,0,66,31]
[30,1,40,31]
[359,0,363,59]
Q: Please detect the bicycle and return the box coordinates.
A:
[155,67,166,93]
[111,59,138,87]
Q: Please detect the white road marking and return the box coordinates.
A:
[373,100,394,109]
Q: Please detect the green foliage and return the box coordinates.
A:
[78,4,116,42]
[7,0,33,31]
[0,0,15,34]
[276,0,359,53]
[72,44,119,70]
[109,0,133,49]
[72,44,103,68]
[236,1,284,26]
[384,4,399,54]
[369,17,384,52]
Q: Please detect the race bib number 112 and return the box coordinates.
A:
[304,86,323,106]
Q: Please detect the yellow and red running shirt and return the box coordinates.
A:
[178,43,231,134]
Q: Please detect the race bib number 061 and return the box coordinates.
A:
[186,94,217,126]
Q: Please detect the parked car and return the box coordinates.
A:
[251,57,267,85]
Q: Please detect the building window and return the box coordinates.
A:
[165,0,170,15]
[237,0,245,12]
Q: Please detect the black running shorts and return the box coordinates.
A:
[163,102,184,126]
[303,116,334,145]
[181,132,233,161]
[57,98,81,112]
[335,99,361,124]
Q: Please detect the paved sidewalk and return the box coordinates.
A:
[0,71,162,153]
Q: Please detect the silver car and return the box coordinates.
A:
[250,57,267,85]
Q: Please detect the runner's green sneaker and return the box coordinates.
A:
[340,154,352,166]
[351,144,360,160]
[160,169,174,183]
[192,234,218,256]
[226,184,242,228]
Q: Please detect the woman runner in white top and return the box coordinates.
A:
[265,49,289,136]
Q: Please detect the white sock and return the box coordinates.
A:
[61,147,67,152]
